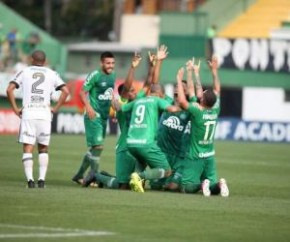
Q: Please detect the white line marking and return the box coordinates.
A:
[0,224,114,239]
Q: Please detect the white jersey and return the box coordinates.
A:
[11,65,65,121]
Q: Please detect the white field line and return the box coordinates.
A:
[0,224,114,239]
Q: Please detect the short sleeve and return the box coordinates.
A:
[158,98,171,111]
[83,70,99,92]
[54,72,66,91]
[121,100,135,112]
[10,70,24,89]
[187,102,200,116]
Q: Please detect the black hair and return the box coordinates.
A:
[100,51,114,61]
[32,50,46,63]
[118,83,125,95]
[203,89,217,108]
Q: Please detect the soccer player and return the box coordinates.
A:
[83,45,169,189]
[114,83,181,193]
[6,50,69,188]
[153,60,198,191]
[83,53,142,189]
[176,56,229,197]
[72,51,116,185]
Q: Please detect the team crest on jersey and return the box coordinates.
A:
[98,88,113,100]
[162,116,184,131]
[100,82,107,87]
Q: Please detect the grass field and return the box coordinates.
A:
[0,134,290,242]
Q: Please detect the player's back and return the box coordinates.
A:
[127,96,162,146]
[12,65,64,120]
[20,66,57,106]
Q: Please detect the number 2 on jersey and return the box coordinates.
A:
[134,105,145,124]
[31,72,45,94]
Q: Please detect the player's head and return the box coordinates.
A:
[201,89,217,108]
[149,83,164,98]
[100,51,115,75]
[118,83,136,101]
[31,50,46,66]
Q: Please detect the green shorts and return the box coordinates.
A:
[181,156,217,186]
[116,150,137,183]
[128,143,170,171]
[84,115,107,147]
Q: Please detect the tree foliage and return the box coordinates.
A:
[2,0,114,40]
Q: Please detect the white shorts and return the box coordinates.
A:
[18,119,51,146]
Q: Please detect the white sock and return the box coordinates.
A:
[38,153,49,181]
[23,153,33,181]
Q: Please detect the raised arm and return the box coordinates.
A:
[152,44,168,84]
[143,45,169,93]
[177,67,189,110]
[192,59,203,100]
[142,51,156,93]
[208,56,220,95]
[186,60,195,98]
[122,52,142,98]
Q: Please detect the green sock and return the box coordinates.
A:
[75,152,90,178]
[96,173,119,189]
[89,149,102,172]
[139,168,165,180]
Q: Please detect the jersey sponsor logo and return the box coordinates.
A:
[100,82,107,87]
[31,95,44,103]
[162,116,184,131]
[98,88,113,100]
[127,138,147,144]
[198,150,215,158]
[184,121,191,134]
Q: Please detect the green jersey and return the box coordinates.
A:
[187,97,220,159]
[157,96,197,157]
[116,99,130,152]
[122,96,171,146]
[116,90,146,152]
[157,111,190,157]
[83,69,116,119]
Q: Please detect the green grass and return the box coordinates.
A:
[0,134,290,242]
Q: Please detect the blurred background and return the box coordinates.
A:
[0,0,289,142]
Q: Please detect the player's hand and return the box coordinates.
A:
[156,44,168,60]
[192,59,201,76]
[207,56,218,74]
[176,67,184,82]
[148,51,156,66]
[186,60,193,71]
[131,52,142,68]
[86,105,97,120]
[14,108,22,118]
